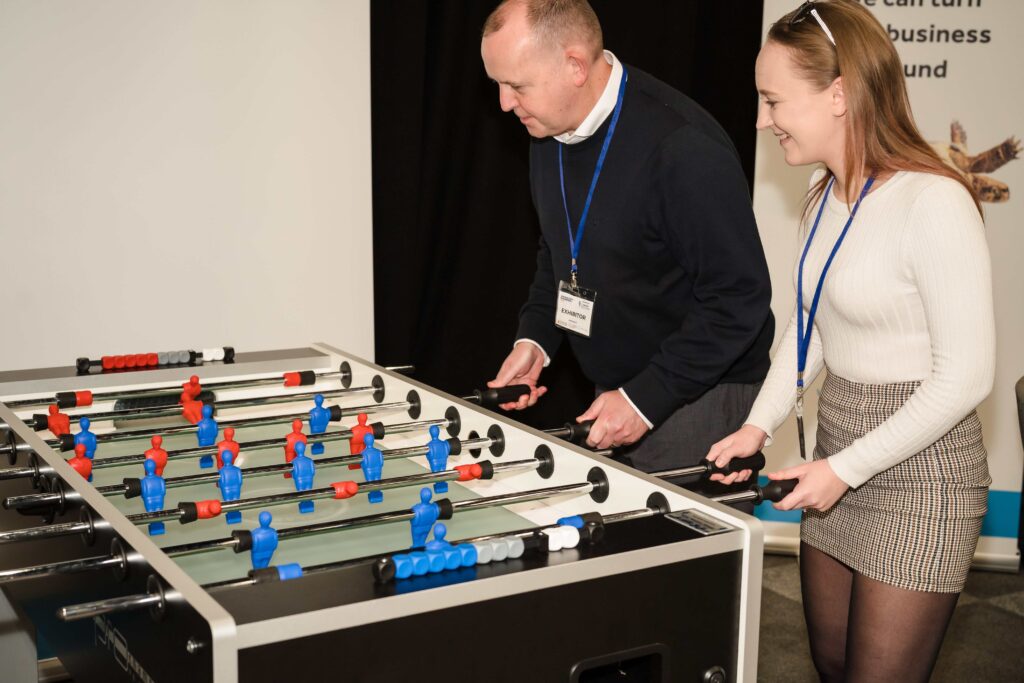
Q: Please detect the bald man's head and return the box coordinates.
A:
[481,0,610,138]
[483,0,603,60]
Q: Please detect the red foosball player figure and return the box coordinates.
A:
[348,413,373,470]
[182,398,204,424]
[216,427,240,469]
[283,419,307,479]
[179,375,202,404]
[145,435,168,477]
[46,404,71,438]
[68,443,93,482]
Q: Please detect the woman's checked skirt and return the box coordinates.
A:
[802,373,991,593]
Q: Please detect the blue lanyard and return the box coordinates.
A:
[558,67,628,287]
[796,175,875,385]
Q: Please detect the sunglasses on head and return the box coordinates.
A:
[790,1,836,46]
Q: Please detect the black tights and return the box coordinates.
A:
[799,542,960,682]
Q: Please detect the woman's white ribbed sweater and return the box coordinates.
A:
[745,170,996,488]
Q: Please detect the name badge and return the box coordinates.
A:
[555,280,597,337]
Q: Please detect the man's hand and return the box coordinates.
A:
[705,424,768,485]
[487,343,548,410]
[577,390,650,449]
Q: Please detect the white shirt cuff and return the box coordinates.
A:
[618,388,654,429]
[514,339,551,367]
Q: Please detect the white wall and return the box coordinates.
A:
[0,0,374,369]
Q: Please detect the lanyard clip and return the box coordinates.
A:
[794,375,807,460]
[570,260,579,290]
[795,373,805,418]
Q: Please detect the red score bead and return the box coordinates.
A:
[113,355,126,369]
[102,356,114,370]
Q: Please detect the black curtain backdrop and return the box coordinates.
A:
[371,1,766,430]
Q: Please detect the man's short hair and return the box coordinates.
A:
[482,0,604,59]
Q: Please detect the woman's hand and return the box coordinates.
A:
[768,460,849,512]
[705,424,768,484]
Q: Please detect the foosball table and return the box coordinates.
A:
[0,343,780,682]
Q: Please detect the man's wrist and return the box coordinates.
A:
[618,388,654,430]
[514,339,551,367]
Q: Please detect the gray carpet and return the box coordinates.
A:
[758,554,1024,682]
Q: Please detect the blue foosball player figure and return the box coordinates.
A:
[219,451,244,524]
[360,433,384,503]
[425,424,452,494]
[308,393,330,455]
[410,487,439,547]
[425,523,452,552]
[74,417,98,459]
[140,458,166,536]
[250,511,278,570]
[291,441,316,513]
[196,404,218,467]
[426,523,465,571]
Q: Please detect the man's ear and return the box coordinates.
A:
[566,48,589,87]
[831,76,846,117]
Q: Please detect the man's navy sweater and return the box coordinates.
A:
[517,66,775,426]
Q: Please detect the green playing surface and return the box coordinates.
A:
[88,418,538,585]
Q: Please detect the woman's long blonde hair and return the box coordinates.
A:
[767,0,982,218]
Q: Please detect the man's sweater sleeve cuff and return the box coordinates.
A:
[513,339,551,367]
[618,388,654,429]
[621,368,681,428]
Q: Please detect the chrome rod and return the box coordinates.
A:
[0,555,122,584]
[602,508,657,524]
[48,399,411,450]
[89,415,444,471]
[2,364,414,411]
[648,464,708,480]
[58,385,377,424]
[58,593,162,622]
[711,490,760,505]
[0,466,39,481]
[0,521,92,545]
[3,491,63,509]
[448,483,593,514]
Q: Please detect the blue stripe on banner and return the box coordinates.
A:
[981,489,1021,538]
[752,477,1022,538]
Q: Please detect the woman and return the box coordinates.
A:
[705,1,995,680]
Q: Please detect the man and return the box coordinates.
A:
[481,0,774,485]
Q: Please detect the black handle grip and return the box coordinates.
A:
[760,479,799,503]
[564,420,594,444]
[708,451,766,475]
[474,385,531,407]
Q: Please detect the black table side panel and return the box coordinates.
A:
[239,549,743,682]
[215,515,724,625]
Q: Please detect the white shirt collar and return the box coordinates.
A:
[555,50,623,145]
